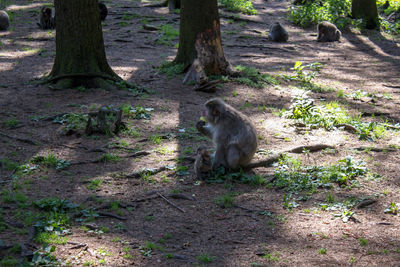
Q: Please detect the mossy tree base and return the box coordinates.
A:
[182,21,237,85]
[49,0,121,90]
[174,0,236,86]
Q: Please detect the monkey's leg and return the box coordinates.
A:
[226,144,240,170]
[212,145,227,170]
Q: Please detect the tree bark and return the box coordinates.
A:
[174,0,236,84]
[49,0,121,90]
[352,0,379,29]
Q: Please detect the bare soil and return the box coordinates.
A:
[1,0,400,266]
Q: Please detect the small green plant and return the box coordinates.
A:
[120,104,153,120]
[139,242,163,258]
[215,193,236,208]
[157,25,179,46]
[318,248,327,254]
[99,153,120,163]
[0,158,19,171]
[219,0,257,15]
[53,113,88,133]
[234,65,278,88]
[285,61,323,88]
[156,61,185,78]
[263,251,281,262]
[384,202,399,215]
[196,253,215,263]
[31,153,70,170]
[87,179,103,190]
[359,237,368,246]
[3,117,19,128]
[149,134,162,144]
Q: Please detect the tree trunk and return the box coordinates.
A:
[352,0,379,29]
[174,0,236,85]
[49,0,121,90]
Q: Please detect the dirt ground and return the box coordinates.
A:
[1,0,400,266]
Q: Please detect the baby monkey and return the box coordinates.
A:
[317,21,341,42]
[268,22,289,42]
[194,145,212,180]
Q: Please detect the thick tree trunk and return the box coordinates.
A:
[49,0,121,90]
[352,0,379,29]
[174,0,235,85]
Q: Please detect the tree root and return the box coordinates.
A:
[0,131,38,145]
[246,144,335,169]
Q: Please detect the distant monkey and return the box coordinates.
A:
[0,10,10,31]
[37,7,55,30]
[196,98,258,170]
[317,21,341,42]
[194,145,212,180]
[98,2,108,21]
[268,22,289,42]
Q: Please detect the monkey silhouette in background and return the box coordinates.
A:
[268,22,289,42]
[194,145,212,180]
[0,10,10,31]
[37,7,55,30]
[196,98,258,170]
[98,2,108,21]
[317,21,341,42]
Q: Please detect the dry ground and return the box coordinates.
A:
[1,0,400,266]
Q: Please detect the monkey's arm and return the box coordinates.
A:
[196,120,213,139]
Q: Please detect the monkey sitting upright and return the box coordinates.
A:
[194,145,212,180]
[196,98,258,170]
[268,22,289,42]
[37,7,55,30]
[317,21,341,42]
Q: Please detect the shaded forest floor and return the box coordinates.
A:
[1,0,400,266]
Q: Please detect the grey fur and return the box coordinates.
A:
[268,22,289,42]
[0,10,10,31]
[196,98,258,170]
[317,21,341,42]
[194,145,212,180]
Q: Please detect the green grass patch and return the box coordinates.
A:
[156,61,185,78]
[219,0,257,15]
[156,25,179,46]
[234,65,278,88]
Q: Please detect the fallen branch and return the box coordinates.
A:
[350,146,398,152]
[288,144,335,153]
[383,84,400,89]
[124,165,167,178]
[356,199,376,209]
[98,211,127,220]
[220,11,263,24]
[157,192,185,213]
[246,144,335,169]
[225,43,295,52]
[0,131,38,145]
[336,123,357,134]
[71,150,151,165]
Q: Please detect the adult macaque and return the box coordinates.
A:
[0,10,10,31]
[317,21,341,42]
[268,22,289,42]
[194,145,212,180]
[37,7,55,30]
[98,2,108,21]
[196,98,258,170]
